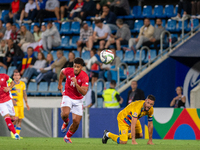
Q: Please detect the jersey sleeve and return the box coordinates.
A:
[62,68,68,76]
[132,108,140,118]
[148,107,154,121]
[5,74,10,82]
[81,73,89,87]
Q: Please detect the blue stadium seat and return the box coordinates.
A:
[131,20,143,33]
[62,82,65,93]
[166,19,177,32]
[123,50,134,64]
[1,10,9,22]
[123,7,134,19]
[81,51,90,62]
[0,67,6,74]
[175,4,183,16]
[21,23,30,30]
[53,22,60,31]
[63,51,69,59]
[154,5,166,18]
[51,51,57,60]
[60,22,71,34]
[92,22,95,30]
[49,82,59,96]
[144,49,157,63]
[128,65,136,76]
[164,5,175,17]
[41,22,47,26]
[188,19,199,31]
[61,36,72,49]
[38,82,48,96]
[13,23,20,30]
[7,66,16,77]
[30,22,40,33]
[177,20,188,32]
[162,19,166,28]
[97,98,103,108]
[43,51,48,58]
[93,81,104,95]
[134,50,146,63]
[70,21,80,34]
[105,81,110,89]
[132,6,143,19]
[34,51,38,58]
[142,5,154,18]
[150,20,155,26]
[71,36,80,49]
[27,82,37,96]
[85,21,91,26]
[72,50,80,58]
[116,50,123,61]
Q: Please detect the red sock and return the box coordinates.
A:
[66,130,75,138]
[64,118,69,124]
[5,117,16,134]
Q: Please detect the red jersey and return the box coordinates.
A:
[11,0,20,14]
[62,67,89,100]
[0,74,12,103]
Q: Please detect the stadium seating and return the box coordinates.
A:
[70,22,80,34]
[13,23,20,30]
[21,23,30,30]
[97,98,103,108]
[38,82,48,96]
[131,20,143,33]
[144,49,157,63]
[61,36,72,49]
[85,21,91,27]
[0,67,6,74]
[60,22,71,34]
[62,82,65,93]
[177,20,188,32]
[164,5,175,17]
[51,51,57,60]
[166,19,177,32]
[49,82,59,96]
[30,22,40,33]
[123,50,135,64]
[154,5,165,18]
[1,10,9,22]
[132,6,143,18]
[188,19,199,31]
[142,5,154,18]
[53,22,60,31]
[105,82,110,89]
[116,50,123,61]
[128,65,136,76]
[34,51,38,58]
[43,51,48,58]
[7,66,16,77]
[63,51,69,60]
[81,51,90,62]
[72,50,80,58]
[150,20,155,26]
[92,81,104,96]
[27,82,37,96]
[71,36,80,49]
[134,50,146,63]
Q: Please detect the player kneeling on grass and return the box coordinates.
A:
[58,57,89,143]
[102,95,155,145]
[0,73,20,139]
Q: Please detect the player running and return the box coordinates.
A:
[58,58,89,143]
[102,95,155,145]
[10,70,30,138]
[0,73,20,139]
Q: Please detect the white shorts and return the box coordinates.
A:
[0,100,15,117]
[61,96,84,116]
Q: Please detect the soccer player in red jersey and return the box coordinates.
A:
[58,58,89,143]
[0,73,20,139]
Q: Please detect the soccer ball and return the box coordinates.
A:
[100,50,115,64]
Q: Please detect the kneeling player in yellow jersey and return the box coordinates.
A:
[11,70,30,138]
[102,95,155,145]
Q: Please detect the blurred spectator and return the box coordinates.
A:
[5,39,24,69]
[170,86,186,108]
[87,19,111,50]
[10,24,21,44]
[34,0,47,20]
[95,0,114,17]
[0,40,8,67]
[3,23,12,41]
[126,80,145,106]
[191,0,200,18]
[21,52,46,83]
[16,0,36,25]
[77,22,93,54]
[124,18,154,52]
[0,20,6,42]
[33,53,54,83]
[172,0,191,20]
[102,80,123,108]
[100,5,117,31]
[18,25,35,52]
[60,0,77,22]
[110,0,130,16]
[83,88,95,108]
[77,0,96,22]
[40,50,66,83]
[33,25,42,42]
[20,47,36,75]
[4,0,24,24]
[35,0,60,23]
[62,52,75,68]
[105,19,131,50]
[143,18,166,53]
[69,0,84,20]
[42,21,61,51]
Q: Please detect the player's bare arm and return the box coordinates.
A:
[147,121,154,145]
[71,77,88,96]
[58,70,65,93]
[131,117,138,145]
[23,90,30,110]
[4,80,15,92]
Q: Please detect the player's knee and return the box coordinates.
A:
[61,113,69,120]
[120,140,127,144]
[139,133,143,138]
[72,119,80,127]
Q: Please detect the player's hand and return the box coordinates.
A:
[147,140,154,145]
[3,87,10,92]
[132,140,138,145]
[71,77,77,85]
[58,84,63,93]
[26,104,30,110]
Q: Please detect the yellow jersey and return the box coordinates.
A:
[11,81,26,107]
[117,100,153,126]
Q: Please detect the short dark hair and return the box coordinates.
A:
[147,95,155,101]
[74,57,84,66]
[13,69,19,74]
[110,80,116,86]
[144,18,150,21]
[103,4,110,9]
[176,86,183,92]
[91,49,96,55]
[47,21,53,24]
[95,19,102,24]
[27,47,34,52]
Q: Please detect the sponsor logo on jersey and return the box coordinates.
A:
[1,78,4,81]
[86,82,88,85]
[133,112,138,117]
[78,79,81,82]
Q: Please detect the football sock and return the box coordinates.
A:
[16,127,21,135]
[5,117,16,134]
[64,118,69,124]
[66,130,75,138]
[108,132,119,143]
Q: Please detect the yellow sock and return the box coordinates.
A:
[16,127,21,135]
[108,132,120,143]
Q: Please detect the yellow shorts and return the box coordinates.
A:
[14,106,24,119]
[118,119,142,142]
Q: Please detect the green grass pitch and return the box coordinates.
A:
[0,137,200,150]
